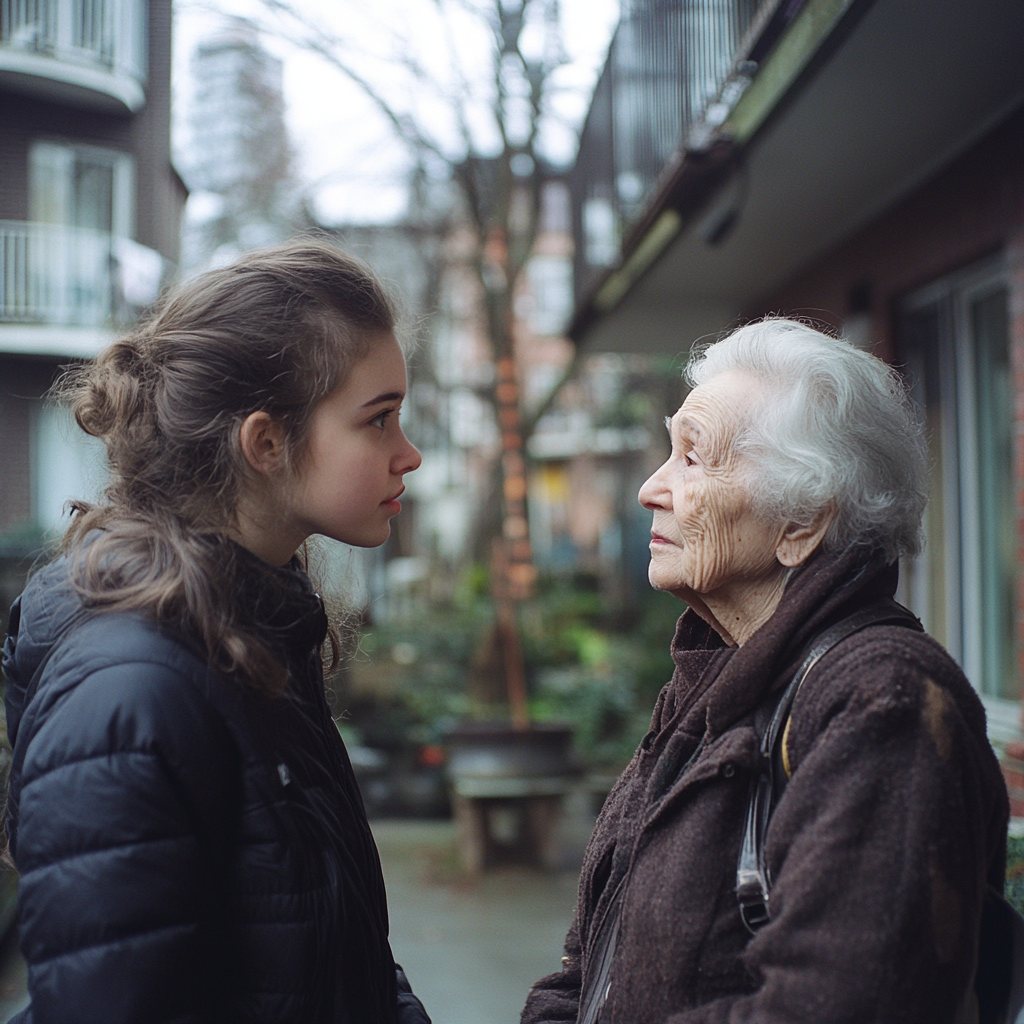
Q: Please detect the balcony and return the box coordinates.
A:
[0,0,147,112]
[569,0,1024,353]
[0,220,163,356]
[571,0,786,310]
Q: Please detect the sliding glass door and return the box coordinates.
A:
[900,258,1018,702]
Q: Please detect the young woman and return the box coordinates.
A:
[1,241,429,1023]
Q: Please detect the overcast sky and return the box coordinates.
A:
[172,0,620,224]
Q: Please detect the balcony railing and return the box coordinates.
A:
[0,221,162,328]
[0,0,147,109]
[571,0,804,304]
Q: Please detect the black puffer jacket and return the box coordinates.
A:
[2,551,430,1024]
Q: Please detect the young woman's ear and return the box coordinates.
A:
[239,412,289,476]
[776,505,836,567]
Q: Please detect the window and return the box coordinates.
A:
[29,140,134,237]
[526,256,573,336]
[583,197,620,268]
[31,403,107,537]
[900,258,1018,707]
[23,141,146,323]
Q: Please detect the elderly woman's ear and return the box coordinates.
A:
[775,505,836,567]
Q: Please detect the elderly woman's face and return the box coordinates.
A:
[639,371,784,599]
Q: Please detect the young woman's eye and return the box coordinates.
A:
[369,409,393,431]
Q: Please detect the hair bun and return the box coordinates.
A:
[65,335,155,443]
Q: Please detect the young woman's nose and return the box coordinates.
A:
[394,429,422,476]
[638,463,671,511]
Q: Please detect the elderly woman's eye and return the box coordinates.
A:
[684,451,697,466]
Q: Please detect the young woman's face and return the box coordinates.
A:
[288,333,421,548]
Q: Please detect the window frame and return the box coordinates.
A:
[899,254,1021,737]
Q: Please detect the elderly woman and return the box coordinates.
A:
[522,319,1009,1024]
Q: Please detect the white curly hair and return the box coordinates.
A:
[685,318,928,562]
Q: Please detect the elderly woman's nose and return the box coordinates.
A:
[639,465,671,510]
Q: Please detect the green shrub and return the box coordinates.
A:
[345,567,685,769]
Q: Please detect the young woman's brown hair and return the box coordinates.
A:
[58,238,397,693]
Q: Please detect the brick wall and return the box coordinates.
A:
[0,397,31,534]
[131,0,184,261]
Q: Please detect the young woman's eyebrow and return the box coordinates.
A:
[361,391,405,408]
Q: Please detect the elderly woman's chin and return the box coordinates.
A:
[646,548,713,609]
[647,553,689,595]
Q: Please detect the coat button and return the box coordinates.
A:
[721,763,736,778]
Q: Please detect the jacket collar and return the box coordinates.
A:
[221,541,328,658]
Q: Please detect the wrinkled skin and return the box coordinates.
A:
[639,371,832,645]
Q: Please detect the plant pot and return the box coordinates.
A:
[446,722,574,780]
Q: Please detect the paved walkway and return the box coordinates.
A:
[374,820,580,1024]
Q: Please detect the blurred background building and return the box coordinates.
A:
[178,17,307,270]
[0,0,185,616]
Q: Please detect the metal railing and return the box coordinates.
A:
[0,221,114,326]
[0,0,146,81]
[571,0,803,304]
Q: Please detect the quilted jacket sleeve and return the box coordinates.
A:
[395,964,432,1024]
[12,650,238,1024]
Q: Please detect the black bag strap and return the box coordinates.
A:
[736,597,923,933]
[734,597,1024,1024]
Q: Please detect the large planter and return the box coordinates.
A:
[445,723,577,871]
[446,722,574,780]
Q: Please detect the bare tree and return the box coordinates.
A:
[217,0,593,724]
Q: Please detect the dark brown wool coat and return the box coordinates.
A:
[522,547,1009,1024]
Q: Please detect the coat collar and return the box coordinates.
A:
[666,545,900,741]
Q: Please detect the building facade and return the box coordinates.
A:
[0,0,185,615]
[566,0,1024,805]
[178,20,303,273]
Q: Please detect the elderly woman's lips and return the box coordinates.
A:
[650,532,674,545]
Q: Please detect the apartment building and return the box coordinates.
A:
[567,0,1024,798]
[0,0,184,614]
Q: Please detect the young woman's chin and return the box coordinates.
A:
[325,522,393,549]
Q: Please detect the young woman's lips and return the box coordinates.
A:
[381,486,405,514]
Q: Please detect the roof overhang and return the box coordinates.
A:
[573,0,1024,354]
